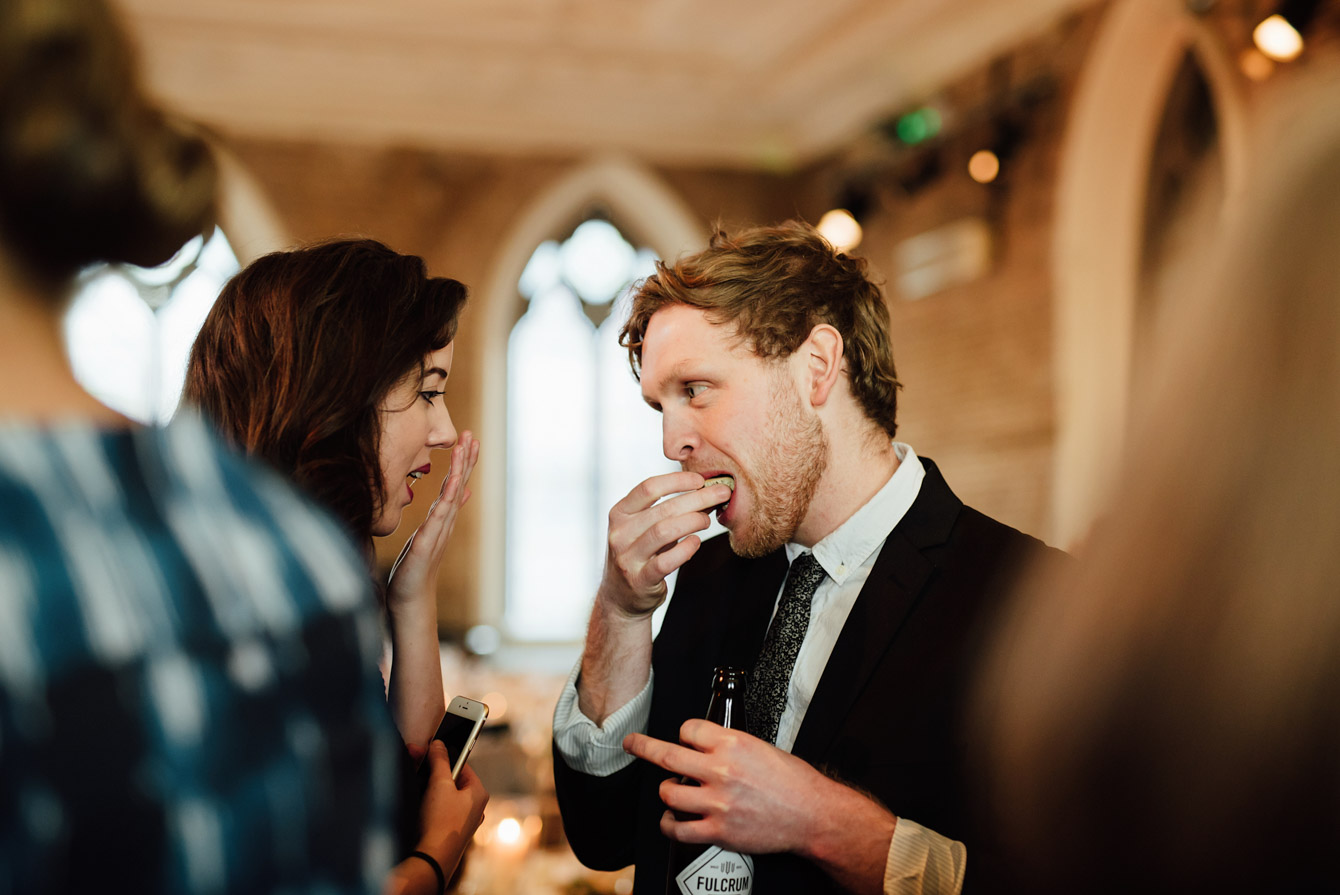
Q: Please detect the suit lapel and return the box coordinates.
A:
[789,458,962,763]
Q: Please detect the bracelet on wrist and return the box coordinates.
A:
[408,850,445,895]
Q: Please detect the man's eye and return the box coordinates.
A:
[419,390,445,404]
[686,384,707,399]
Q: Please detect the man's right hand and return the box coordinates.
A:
[597,470,731,617]
[577,471,731,724]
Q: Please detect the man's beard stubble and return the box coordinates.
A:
[729,373,829,559]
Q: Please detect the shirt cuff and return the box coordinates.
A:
[551,658,653,777]
[883,818,966,895]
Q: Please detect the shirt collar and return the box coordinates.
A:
[785,442,925,584]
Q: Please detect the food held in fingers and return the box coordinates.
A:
[702,475,735,512]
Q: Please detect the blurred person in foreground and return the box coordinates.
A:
[552,220,1065,894]
[0,0,396,892]
[185,239,489,886]
[0,2,470,893]
[974,74,1340,894]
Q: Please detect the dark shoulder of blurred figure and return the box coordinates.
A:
[974,69,1340,895]
[0,1,398,892]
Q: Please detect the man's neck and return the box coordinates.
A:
[793,430,900,547]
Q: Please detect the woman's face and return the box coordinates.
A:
[372,341,458,537]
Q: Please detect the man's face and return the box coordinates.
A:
[639,304,828,557]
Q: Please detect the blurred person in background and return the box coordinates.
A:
[185,239,488,889]
[0,0,409,892]
[554,221,1066,894]
[974,73,1340,894]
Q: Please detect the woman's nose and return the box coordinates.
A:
[430,404,457,450]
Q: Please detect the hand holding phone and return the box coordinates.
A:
[420,695,488,786]
[413,737,490,887]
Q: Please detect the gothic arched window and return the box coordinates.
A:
[63,226,240,424]
[504,218,721,641]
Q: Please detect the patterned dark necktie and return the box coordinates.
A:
[748,552,826,746]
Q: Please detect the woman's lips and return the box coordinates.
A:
[405,464,431,504]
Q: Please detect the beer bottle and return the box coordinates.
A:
[664,667,754,895]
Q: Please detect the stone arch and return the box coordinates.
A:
[211,141,291,261]
[1050,0,1247,545]
[474,155,704,625]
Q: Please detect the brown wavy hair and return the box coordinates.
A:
[184,239,467,546]
[621,220,901,436]
[0,0,216,291]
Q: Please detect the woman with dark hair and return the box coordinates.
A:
[187,241,471,549]
[0,0,411,892]
[185,238,489,890]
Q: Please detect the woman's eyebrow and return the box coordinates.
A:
[422,366,449,380]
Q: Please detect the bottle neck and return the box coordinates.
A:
[705,668,747,730]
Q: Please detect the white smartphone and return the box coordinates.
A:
[429,695,489,781]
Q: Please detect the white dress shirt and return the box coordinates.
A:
[553,443,966,895]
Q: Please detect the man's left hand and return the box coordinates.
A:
[624,720,840,855]
[624,721,898,895]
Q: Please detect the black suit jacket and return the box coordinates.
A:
[554,458,1061,894]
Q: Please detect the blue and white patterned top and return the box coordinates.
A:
[0,414,398,894]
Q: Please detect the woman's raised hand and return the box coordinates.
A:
[384,431,479,748]
[388,430,480,610]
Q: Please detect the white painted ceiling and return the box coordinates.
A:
[114,0,1095,169]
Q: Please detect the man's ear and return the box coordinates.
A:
[804,324,844,407]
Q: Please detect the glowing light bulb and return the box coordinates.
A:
[1253,14,1303,62]
[817,209,863,252]
[496,817,522,846]
[968,150,1001,184]
[1238,47,1275,81]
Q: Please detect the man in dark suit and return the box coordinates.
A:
[552,221,1060,894]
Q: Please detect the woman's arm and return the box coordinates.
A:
[384,432,480,748]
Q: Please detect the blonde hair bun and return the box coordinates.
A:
[0,0,216,287]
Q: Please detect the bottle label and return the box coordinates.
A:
[674,846,754,895]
